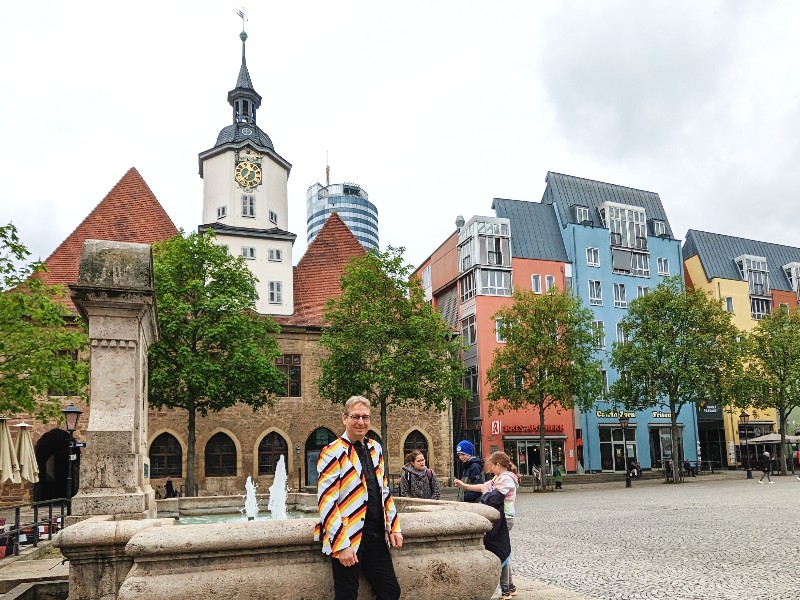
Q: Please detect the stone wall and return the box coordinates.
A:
[148,325,454,496]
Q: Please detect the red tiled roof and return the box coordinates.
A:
[38,167,178,310]
[275,212,366,327]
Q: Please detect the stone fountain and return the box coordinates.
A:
[53,241,501,600]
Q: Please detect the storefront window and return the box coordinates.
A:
[599,427,637,471]
[503,439,565,476]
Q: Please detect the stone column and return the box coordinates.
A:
[69,240,158,521]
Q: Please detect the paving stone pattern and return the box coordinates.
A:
[510,475,798,600]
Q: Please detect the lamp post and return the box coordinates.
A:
[472,415,483,459]
[739,410,752,479]
[62,403,82,506]
[619,415,631,488]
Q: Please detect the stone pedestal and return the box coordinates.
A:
[69,240,158,521]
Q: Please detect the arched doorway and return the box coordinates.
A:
[35,429,78,501]
[403,430,429,461]
[305,428,337,486]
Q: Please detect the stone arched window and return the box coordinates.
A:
[403,430,429,460]
[205,432,237,477]
[258,432,288,476]
[150,433,182,478]
[366,430,381,445]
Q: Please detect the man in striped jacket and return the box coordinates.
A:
[315,396,403,599]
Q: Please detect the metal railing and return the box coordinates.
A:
[1,498,70,558]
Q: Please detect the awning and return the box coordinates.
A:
[745,433,800,444]
[15,422,40,483]
[0,417,21,484]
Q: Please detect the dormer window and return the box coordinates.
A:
[575,205,591,224]
[651,220,667,237]
[599,202,647,250]
[783,262,800,292]
[735,255,770,296]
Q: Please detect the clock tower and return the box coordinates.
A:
[198,29,295,316]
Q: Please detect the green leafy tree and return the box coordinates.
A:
[318,246,465,467]
[737,307,800,475]
[609,276,741,481]
[0,223,88,420]
[149,231,285,494]
[486,288,604,490]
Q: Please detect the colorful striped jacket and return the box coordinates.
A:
[314,433,401,556]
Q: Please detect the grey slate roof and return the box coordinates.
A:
[491,198,569,262]
[543,172,675,237]
[683,229,800,291]
[214,123,274,151]
[199,222,297,242]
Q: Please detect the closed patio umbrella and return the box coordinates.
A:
[0,417,21,484]
[15,422,39,483]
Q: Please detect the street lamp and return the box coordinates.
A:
[619,415,631,488]
[62,403,82,503]
[739,410,752,479]
[472,415,483,458]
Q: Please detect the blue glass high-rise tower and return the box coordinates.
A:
[306,182,379,251]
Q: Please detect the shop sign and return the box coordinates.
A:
[652,411,672,419]
[596,410,636,419]
[502,423,564,433]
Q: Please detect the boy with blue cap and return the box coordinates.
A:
[454,440,485,502]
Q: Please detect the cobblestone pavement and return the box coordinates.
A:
[510,474,799,600]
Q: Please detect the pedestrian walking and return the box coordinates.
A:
[553,463,564,489]
[759,451,773,484]
[315,395,402,600]
[399,450,441,499]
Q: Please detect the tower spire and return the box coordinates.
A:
[227,12,261,126]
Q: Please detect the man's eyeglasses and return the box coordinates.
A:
[346,414,371,422]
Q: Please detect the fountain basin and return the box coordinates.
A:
[55,494,502,600]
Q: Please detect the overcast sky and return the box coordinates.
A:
[2,1,799,270]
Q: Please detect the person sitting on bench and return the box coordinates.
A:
[683,459,697,477]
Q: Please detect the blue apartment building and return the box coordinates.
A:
[540,172,698,472]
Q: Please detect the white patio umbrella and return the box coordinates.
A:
[15,422,39,483]
[0,417,21,484]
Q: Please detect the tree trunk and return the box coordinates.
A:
[779,408,788,476]
[670,411,679,483]
[380,398,389,473]
[539,400,548,491]
[186,405,196,496]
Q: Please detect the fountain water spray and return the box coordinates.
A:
[268,454,288,520]
[243,476,259,521]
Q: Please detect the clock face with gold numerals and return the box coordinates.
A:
[234,161,262,190]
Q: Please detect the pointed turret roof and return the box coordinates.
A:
[275,213,366,327]
[198,30,290,176]
[38,168,178,310]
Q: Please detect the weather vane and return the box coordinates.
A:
[236,7,248,31]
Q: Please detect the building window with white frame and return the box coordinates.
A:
[241,246,256,260]
[422,265,432,289]
[532,274,542,294]
[601,370,609,396]
[496,318,506,343]
[217,206,227,219]
[460,272,476,302]
[637,286,649,298]
[657,257,670,275]
[652,220,666,237]
[586,247,600,267]
[461,314,477,346]
[268,281,282,304]
[589,280,602,305]
[616,322,628,344]
[480,270,512,296]
[751,297,771,320]
[592,320,605,349]
[725,297,734,313]
[242,195,256,217]
[268,249,282,262]
[632,253,650,277]
[613,283,627,308]
[576,206,590,223]
[600,203,647,249]
[269,210,278,224]
[545,274,556,292]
